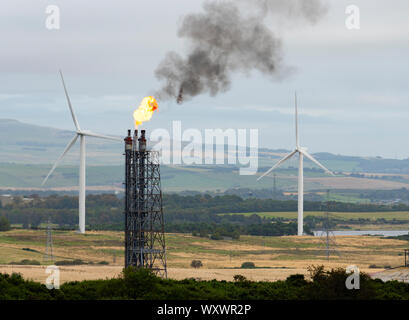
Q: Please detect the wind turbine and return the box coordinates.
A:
[258,93,335,236]
[42,71,122,234]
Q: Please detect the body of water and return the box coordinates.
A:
[313,230,409,237]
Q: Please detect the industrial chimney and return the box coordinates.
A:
[124,129,167,277]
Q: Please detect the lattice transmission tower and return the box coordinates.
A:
[44,218,54,262]
[319,190,339,261]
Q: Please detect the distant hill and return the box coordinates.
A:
[2,119,409,192]
[0,119,123,165]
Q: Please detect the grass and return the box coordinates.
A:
[220,211,409,221]
[2,161,409,193]
[326,193,369,204]
[1,229,409,282]
[0,229,407,266]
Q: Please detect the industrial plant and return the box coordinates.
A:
[124,129,167,277]
[3,0,409,308]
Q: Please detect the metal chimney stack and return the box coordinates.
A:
[124,129,167,277]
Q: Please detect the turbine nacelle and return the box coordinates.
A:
[296,146,308,153]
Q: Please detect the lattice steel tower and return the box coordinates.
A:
[44,218,54,262]
[124,129,167,277]
[319,190,338,261]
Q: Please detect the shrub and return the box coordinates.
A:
[233,274,247,282]
[9,259,41,265]
[306,265,377,300]
[0,216,11,231]
[22,248,40,253]
[190,260,203,269]
[369,264,378,268]
[122,267,159,298]
[210,232,222,240]
[0,266,406,300]
[199,230,208,238]
[286,274,308,286]
[98,261,109,265]
[241,262,255,269]
[55,259,86,266]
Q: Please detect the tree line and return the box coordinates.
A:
[0,266,407,300]
[1,193,407,237]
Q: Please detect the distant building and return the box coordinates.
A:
[0,194,13,206]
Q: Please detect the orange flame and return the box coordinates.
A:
[133,96,158,128]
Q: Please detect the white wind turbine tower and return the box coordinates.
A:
[42,71,122,234]
[258,93,335,236]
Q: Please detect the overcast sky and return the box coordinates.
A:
[1,0,409,159]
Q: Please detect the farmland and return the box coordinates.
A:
[0,229,408,284]
[221,211,409,221]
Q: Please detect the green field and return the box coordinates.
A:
[220,211,409,221]
[3,119,409,193]
[0,163,325,191]
[325,193,369,204]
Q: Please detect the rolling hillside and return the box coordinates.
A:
[2,119,409,192]
[0,119,123,165]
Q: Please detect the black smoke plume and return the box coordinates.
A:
[155,0,328,103]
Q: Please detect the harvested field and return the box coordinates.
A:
[306,176,409,190]
[0,230,407,283]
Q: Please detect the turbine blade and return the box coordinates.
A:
[257,150,297,181]
[301,150,334,176]
[295,91,299,148]
[60,70,81,131]
[82,131,122,142]
[42,134,79,185]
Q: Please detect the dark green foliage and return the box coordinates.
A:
[286,274,308,287]
[306,265,377,300]
[210,232,222,240]
[0,216,10,231]
[3,193,408,237]
[9,259,41,265]
[122,267,160,299]
[241,262,255,269]
[170,221,303,238]
[55,259,86,266]
[233,274,247,282]
[0,273,59,300]
[360,188,409,202]
[190,260,203,268]
[388,234,409,241]
[162,193,409,214]
[22,248,40,253]
[2,266,409,300]
[3,193,408,236]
